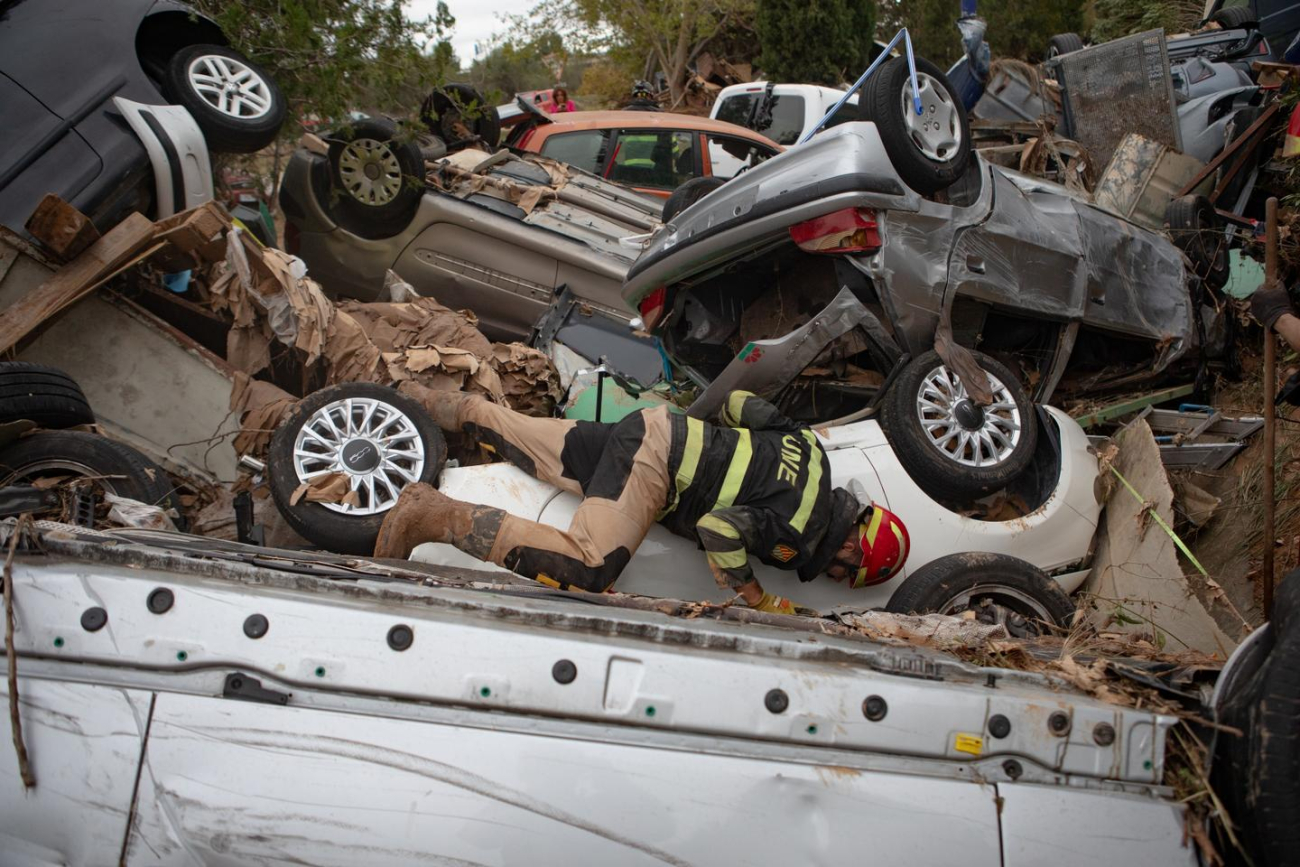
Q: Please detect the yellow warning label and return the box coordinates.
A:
[954,733,984,756]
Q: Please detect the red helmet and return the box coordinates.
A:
[853,504,910,589]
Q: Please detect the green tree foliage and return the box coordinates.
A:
[468,32,568,102]
[191,0,457,128]
[1091,0,1205,44]
[755,0,876,84]
[880,0,1087,67]
[512,0,755,105]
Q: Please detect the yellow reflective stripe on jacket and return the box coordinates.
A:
[660,416,705,518]
[705,547,748,569]
[697,513,740,539]
[713,429,752,510]
[790,430,823,532]
[721,391,755,427]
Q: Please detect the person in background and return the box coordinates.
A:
[544,87,576,113]
[626,80,660,112]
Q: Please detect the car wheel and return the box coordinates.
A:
[885,552,1076,635]
[1046,32,1086,59]
[1213,569,1300,867]
[859,55,971,196]
[327,117,426,240]
[0,362,95,429]
[663,177,726,222]
[880,350,1037,501]
[268,383,447,554]
[420,83,501,149]
[1167,195,1229,292]
[0,431,181,521]
[163,44,285,154]
[1211,7,1258,29]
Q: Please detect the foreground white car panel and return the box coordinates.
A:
[0,529,1193,866]
[427,407,1100,609]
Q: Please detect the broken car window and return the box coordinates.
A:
[705,135,775,180]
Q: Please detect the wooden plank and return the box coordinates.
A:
[0,212,155,354]
[1071,383,1196,429]
[23,194,100,261]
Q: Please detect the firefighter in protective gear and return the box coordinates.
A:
[374,385,908,614]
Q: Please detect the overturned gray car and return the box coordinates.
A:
[621,55,1228,502]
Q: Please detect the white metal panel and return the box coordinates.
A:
[0,679,150,866]
[126,693,1004,867]
[999,783,1197,867]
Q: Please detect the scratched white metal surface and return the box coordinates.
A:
[430,408,1100,610]
[998,783,1198,867]
[0,680,149,866]
[124,693,1003,867]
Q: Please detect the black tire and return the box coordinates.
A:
[163,44,285,154]
[0,362,94,428]
[268,383,447,554]
[1167,195,1229,292]
[420,83,501,149]
[0,430,180,516]
[1214,570,1300,866]
[1211,6,1258,29]
[879,350,1038,501]
[327,117,426,240]
[885,552,1076,634]
[1047,32,1086,59]
[663,177,726,222]
[859,56,971,196]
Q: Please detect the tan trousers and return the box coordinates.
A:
[450,394,674,591]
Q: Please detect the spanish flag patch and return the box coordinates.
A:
[771,543,797,562]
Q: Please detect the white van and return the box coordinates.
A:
[709,82,860,146]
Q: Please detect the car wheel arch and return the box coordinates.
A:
[135,9,229,80]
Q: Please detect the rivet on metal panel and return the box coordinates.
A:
[806,724,818,735]
[988,714,1011,739]
[764,688,789,714]
[1002,759,1023,780]
[176,651,188,662]
[1093,722,1116,746]
[387,624,414,651]
[146,588,174,614]
[479,686,491,698]
[552,659,577,684]
[80,607,107,632]
[52,637,64,648]
[243,614,269,639]
[1048,711,1072,737]
[645,705,657,717]
[315,666,326,678]
[863,695,888,721]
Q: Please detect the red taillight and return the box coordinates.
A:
[638,285,667,330]
[788,207,881,254]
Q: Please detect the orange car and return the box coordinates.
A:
[505,105,782,198]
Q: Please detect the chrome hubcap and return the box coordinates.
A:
[901,71,961,162]
[916,365,1022,467]
[292,397,425,516]
[187,55,273,119]
[337,139,403,205]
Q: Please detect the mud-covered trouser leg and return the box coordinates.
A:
[482,407,675,591]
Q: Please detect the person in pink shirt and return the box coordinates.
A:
[543,87,576,113]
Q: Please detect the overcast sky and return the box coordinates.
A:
[407,0,522,68]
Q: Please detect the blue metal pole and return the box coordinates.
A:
[798,28,924,144]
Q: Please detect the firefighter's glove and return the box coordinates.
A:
[1251,279,1295,329]
[751,591,818,617]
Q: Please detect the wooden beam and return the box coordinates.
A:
[23,194,100,261]
[0,212,155,354]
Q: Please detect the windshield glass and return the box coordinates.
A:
[715,93,806,145]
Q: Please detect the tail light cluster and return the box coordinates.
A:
[638,285,668,330]
[788,207,881,254]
